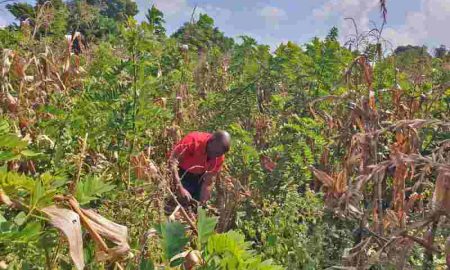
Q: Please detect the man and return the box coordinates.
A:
[168,130,231,203]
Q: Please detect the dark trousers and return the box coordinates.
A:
[179,168,203,201]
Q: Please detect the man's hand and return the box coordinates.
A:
[200,172,216,202]
[178,185,193,201]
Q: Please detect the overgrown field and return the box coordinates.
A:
[0,1,449,269]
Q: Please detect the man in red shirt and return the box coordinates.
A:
[168,131,231,203]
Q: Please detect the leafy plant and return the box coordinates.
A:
[75,175,115,205]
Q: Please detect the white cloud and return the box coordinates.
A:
[313,0,450,49]
[313,0,378,25]
[313,0,379,41]
[382,0,450,48]
[0,17,6,28]
[135,0,192,24]
[151,0,189,17]
[258,5,287,26]
[196,4,232,23]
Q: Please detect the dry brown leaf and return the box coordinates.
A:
[42,206,84,270]
[384,210,400,229]
[334,170,348,193]
[405,192,422,213]
[5,92,18,113]
[0,189,13,207]
[445,236,450,268]
[309,166,334,187]
[2,49,15,77]
[131,153,159,181]
[432,167,450,214]
[261,155,277,172]
[81,209,130,261]
[183,250,202,270]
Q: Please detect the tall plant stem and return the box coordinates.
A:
[72,133,88,193]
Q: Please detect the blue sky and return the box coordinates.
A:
[1,0,449,50]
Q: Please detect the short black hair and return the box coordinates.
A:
[212,130,231,152]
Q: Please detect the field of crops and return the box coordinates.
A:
[0,1,449,269]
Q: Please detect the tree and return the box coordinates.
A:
[172,13,234,52]
[78,0,137,22]
[393,45,432,79]
[394,45,430,56]
[145,4,166,37]
[7,0,68,38]
[326,26,338,42]
[6,2,35,21]
[434,45,448,59]
[67,0,118,41]
[98,0,137,21]
[37,0,69,37]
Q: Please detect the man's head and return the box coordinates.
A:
[206,130,231,158]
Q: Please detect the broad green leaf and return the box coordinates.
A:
[17,221,41,241]
[20,150,42,157]
[155,221,189,262]
[0,134,28,149]
[197,207,217,250]
[0,170,35,194]
[0,151,20,161]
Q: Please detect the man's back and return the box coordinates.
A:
[172,132,224,175]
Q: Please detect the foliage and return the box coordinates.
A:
[74,175,115,205]
[146,208,283,269]
[145,5,166,37]
[172,13,234,52]
[197,207,217,249]
[6,3,35,21]
[204,231,283,270]
[0,2,449,269]
[155,221,189,265]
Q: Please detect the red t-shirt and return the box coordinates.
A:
[170,132,225,174]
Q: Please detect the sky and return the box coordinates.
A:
[1,0,449,50]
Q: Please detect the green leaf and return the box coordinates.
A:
[0,169,35,194]
[18,221,41,241]
[13,212,27,226]
[267,235,277,246]
[169,257,184,267]
[140,258,154,270]
[20,150,42,157]
[206,231,283,270]
[0,151,20,161]
[155,221,189,262]
[0,120,9,134]
[197,207,217,250]
[0,134,28,149]
[75,175,115,205]
[40,172,67,188]
[0,213,6,224]
[30,180,44,207]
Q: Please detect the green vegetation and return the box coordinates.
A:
[0,2,449,270]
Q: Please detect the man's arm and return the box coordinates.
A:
[168,150,192,201]
[200,172,217,202]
